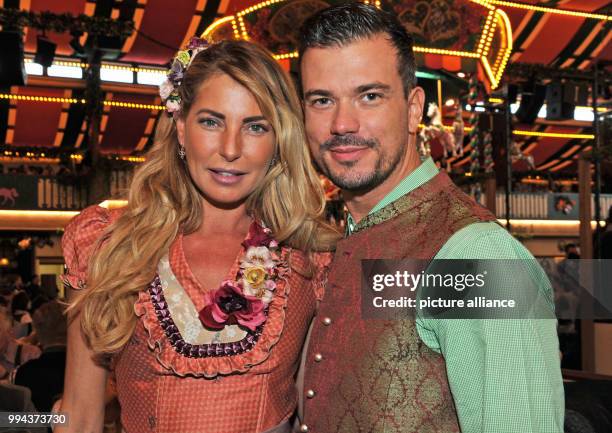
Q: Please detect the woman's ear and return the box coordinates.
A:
[407,86,425,135]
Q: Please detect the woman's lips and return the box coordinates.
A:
[208,168,246,185]
[329,146,369,162]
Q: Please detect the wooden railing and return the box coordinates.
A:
[9,172,612,217]
[478,193,612,220]
[35,169,134,210]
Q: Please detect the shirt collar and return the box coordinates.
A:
[346,157,438,235]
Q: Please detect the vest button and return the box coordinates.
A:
[314,353,323,362]
[300,424,309,432]
[322,317,332,325]
[306,389,316,398]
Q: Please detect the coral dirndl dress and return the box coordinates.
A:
[62,206,331,433]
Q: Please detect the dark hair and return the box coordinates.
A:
[298,2,416,96]
[11,291,29,313]
[32,301,67,347]
[564,243,577,253]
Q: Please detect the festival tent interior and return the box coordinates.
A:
[0,0,611,431]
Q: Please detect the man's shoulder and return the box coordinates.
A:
[436,221,532,260]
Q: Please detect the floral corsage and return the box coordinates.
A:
[160,37,210,115]
[198,222,280,332]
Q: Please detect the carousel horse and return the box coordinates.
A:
[417,132,431,158]
[510,140,535,170]
[419,102,462,158]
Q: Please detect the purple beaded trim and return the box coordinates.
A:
[148,275,263,358]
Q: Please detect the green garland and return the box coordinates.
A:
[467,75,480,174]
[0,8,133,38]
[483,131,494,174]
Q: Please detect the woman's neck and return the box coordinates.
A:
[196,201,252,237]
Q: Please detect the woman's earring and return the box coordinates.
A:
[178,145,186,160]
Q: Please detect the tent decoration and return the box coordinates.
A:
[203,0,513,89]
[0,0,608,173]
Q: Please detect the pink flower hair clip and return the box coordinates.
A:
[159,37,210,116]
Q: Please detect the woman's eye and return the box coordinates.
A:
[246,123,269,134]
[199,118,220,128]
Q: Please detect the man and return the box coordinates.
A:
[15,301,67,413]
[0,306,40,382]
[25,275,42,300]
[297,3,563,432]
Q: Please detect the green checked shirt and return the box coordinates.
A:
[346,157,564,433]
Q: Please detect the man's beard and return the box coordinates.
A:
[317,134,406,192]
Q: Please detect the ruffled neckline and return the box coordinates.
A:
[133,234,292,378]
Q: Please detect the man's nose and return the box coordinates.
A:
[330,102,359,135]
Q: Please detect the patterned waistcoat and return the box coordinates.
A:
[302,172,497,433]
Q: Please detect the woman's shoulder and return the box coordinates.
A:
[61,205,125,290]
[285,249,333,276]
[311,251,334,269]
[64,205,124,234]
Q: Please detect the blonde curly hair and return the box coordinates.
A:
[69,40,339,355]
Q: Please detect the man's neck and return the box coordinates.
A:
[344,154,421,224]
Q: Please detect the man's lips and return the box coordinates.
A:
[328,146,369,162]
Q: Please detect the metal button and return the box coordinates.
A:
[314,353,323,362]
[306,389,316,398]
[322,317,332,325]
[300,424,309,432]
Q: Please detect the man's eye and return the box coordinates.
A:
[311,97,332,107]
[362,93,382,102]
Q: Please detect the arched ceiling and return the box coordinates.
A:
[0,0,609,173]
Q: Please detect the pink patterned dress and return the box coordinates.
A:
[62,206,331,433]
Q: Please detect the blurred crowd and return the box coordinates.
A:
[0,276,66,432]
[0,276,121,433]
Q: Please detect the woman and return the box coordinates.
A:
[57,39,338,433]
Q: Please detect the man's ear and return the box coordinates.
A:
[407,86,425,135]
[175,117,185,146]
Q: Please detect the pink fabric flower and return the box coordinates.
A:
[240,246,274,270]
[165,99,180,114]
[242,222,274,249]
[198,281,266,332]
[159,79,174,101]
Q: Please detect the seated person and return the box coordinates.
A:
[15,301,66,412]
[0,307,40,382]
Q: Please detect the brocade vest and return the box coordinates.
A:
[301,171,497,433]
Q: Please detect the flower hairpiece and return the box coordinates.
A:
[160,37,210,115]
